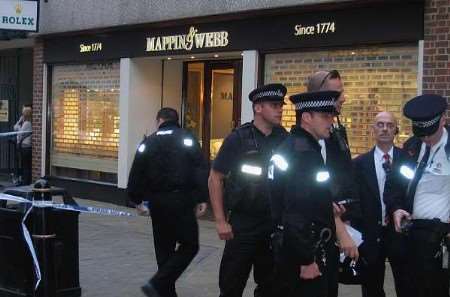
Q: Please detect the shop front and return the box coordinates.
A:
[41,0,424,203]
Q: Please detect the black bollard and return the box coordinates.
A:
[32,179,56,297]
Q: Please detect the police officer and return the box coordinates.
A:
[307,70,359,296]
[208,84,288,297]
[270,90,340,297]
[127,107,209,297]
[387,94,450,297]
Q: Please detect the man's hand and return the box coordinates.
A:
[337,230,359,260]
[300,262,322,280]
[136,202,149,216]
[195,202,208,218]
[216,220,233,240]
[393,209,411,233]
[335,216,359,260]
[333,202,346,218]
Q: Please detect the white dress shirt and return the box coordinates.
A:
[318,139,327,164]
[374,146,393,226]
[413,128,450,222]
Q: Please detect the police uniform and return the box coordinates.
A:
[270,91,339,297]
[127,120,208,297]
[213,84,288,297]
[320,109,359,297]
[385,94,450,297]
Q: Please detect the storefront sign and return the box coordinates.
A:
[44,1,424,63]
[146,26,229,52]
[294,22,336,37]
[80,42,103,53]
[0,100,9,122]
[0,0,38,32]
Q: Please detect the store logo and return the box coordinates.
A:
[15,3,22,15]
[0,0,38,31]
[146,26,229,52]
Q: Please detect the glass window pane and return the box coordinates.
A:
[210,68,234,160]
[264,46,418,155]
[51,62,120,183]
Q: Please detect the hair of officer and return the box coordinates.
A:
[156,107,179,123]
[307,70,341,92]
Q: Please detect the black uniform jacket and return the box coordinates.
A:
[127,121,209,206]
[213,122,288,216]
[270,126,335,266]
[384,127,450,216]
[353,147,407,246]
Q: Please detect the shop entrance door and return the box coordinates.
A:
[183,60,242,160]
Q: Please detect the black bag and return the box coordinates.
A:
[338,255,367,285]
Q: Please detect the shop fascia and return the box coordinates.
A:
[146,26,229,52]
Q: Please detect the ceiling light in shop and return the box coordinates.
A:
[214,54,219,58]
[167,57,172,60]
[351,51,356,55]
[190,56,195,59]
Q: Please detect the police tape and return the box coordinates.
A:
[0,193,134,290]
[0,130,32,138]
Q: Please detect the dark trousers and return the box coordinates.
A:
[219,214,273,297]
[20,147,32,185]
[149,198,199,297]
[326,243,339,297]
[274,240,336,297]
[407,227,450,297]
[361,228,409,297]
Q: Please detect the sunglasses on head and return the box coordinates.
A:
[318,70,341,90]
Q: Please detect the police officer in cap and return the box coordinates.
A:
[269,90,340,297]
[208,83,288,297]
[387,94,450,297]
[307,70,360,296]
[127,107,209,297]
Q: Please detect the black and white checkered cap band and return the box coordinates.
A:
[295,99,335,111]
[252,90,284,101]
[412,114,441,128]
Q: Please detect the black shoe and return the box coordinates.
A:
[141,282,161,297]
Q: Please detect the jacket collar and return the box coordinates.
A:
[290,125,322,152]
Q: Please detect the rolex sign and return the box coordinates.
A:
[0,0,38,32]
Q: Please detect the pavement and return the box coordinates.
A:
[74,199,397,297]
[0,174,396,297]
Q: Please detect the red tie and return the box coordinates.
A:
[382,153,391,174]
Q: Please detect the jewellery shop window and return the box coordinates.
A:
[264,45,418,155]
[50,62,120,183]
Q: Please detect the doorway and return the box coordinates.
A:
[182,60,242,160]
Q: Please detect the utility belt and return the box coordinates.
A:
[410,219,450,269]
[273,216,334,266]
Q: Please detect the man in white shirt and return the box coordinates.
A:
[389,94,450,297]
[353,112,409,297]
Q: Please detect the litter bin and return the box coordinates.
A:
[0,181,81,297]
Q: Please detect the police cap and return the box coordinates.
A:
[248,83,287,104]
[403,94,447,137]
[289,90,340,113]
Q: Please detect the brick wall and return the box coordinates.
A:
[265,45,418,155]
[32,39,44,182]
[423,0,450,116]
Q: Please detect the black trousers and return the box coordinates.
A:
[219,213,273,297]
[407,227,450,297]
[326,243,339,297]
[274,240,337,297]
[361,228,410,297]
[149,196,199,297]
[20,147,32,185]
